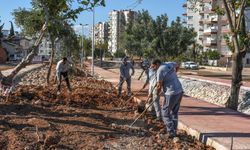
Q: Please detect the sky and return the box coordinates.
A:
[0,0,186,34]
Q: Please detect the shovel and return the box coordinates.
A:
[130,95,157,127]
[130,85,157,127]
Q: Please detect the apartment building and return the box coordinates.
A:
[108,10,136,54]
[90,22,109,45]
[183,1,226,54]
[183,0,250,66]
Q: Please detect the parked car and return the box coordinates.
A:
[184,61,199,70]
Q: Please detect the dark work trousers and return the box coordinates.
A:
[117,76,131,96]
[57,72,71,92]
[162,92,183,136]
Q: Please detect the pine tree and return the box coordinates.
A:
[8,21,15,38]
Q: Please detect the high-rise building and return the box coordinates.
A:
[183,1,229,55]
[183,0,250,65]
[108,10,136,54]
[90,22,109,45]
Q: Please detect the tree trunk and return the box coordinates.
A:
[0,3,49,87]
[100,50,103,67]
[0,24,47,84]
[227,37,243,110]
[46,40,55,84]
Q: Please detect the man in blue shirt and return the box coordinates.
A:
[150,59,183,138]
[117,56,134,97]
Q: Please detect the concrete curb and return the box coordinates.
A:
[179,75,250,91]
[178,121,228,150]
[133,94,233,150]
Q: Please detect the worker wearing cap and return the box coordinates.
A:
[117,56,134,97]
[150,59,183,138]
[56,57,72,93]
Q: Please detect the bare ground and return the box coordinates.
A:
[0,66,214,150]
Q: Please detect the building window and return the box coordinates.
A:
[188,16,193,20]
[188,24,193,28]
[247,58,250,64]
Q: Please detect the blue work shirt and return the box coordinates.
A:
[156,62,183,95]
[119,62,134,78]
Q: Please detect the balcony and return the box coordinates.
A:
[204,27,217,35]
[204,16,218,24]
[207,37,217,43]
[210,16,218,22]
[204,38,217,47]
[204,42,217,47]
[182,3,187,7]
[199,35,204,39]
[182,12,187,16]
[199,27,204,31]
[204,9,215,14]
[202,0,212,2]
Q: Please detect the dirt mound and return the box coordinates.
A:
[11,77,134,110]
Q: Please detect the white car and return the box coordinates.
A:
[184,61,199,70]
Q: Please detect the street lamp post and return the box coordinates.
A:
[80,23,88,69]
[91,7,95,76]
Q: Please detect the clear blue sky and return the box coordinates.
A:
[0,0,185,33]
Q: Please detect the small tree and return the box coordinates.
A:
[95,41,108,66]
[207,50,220,60]
[8,21,15,38]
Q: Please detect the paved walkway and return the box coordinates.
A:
[86,63,250,150]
